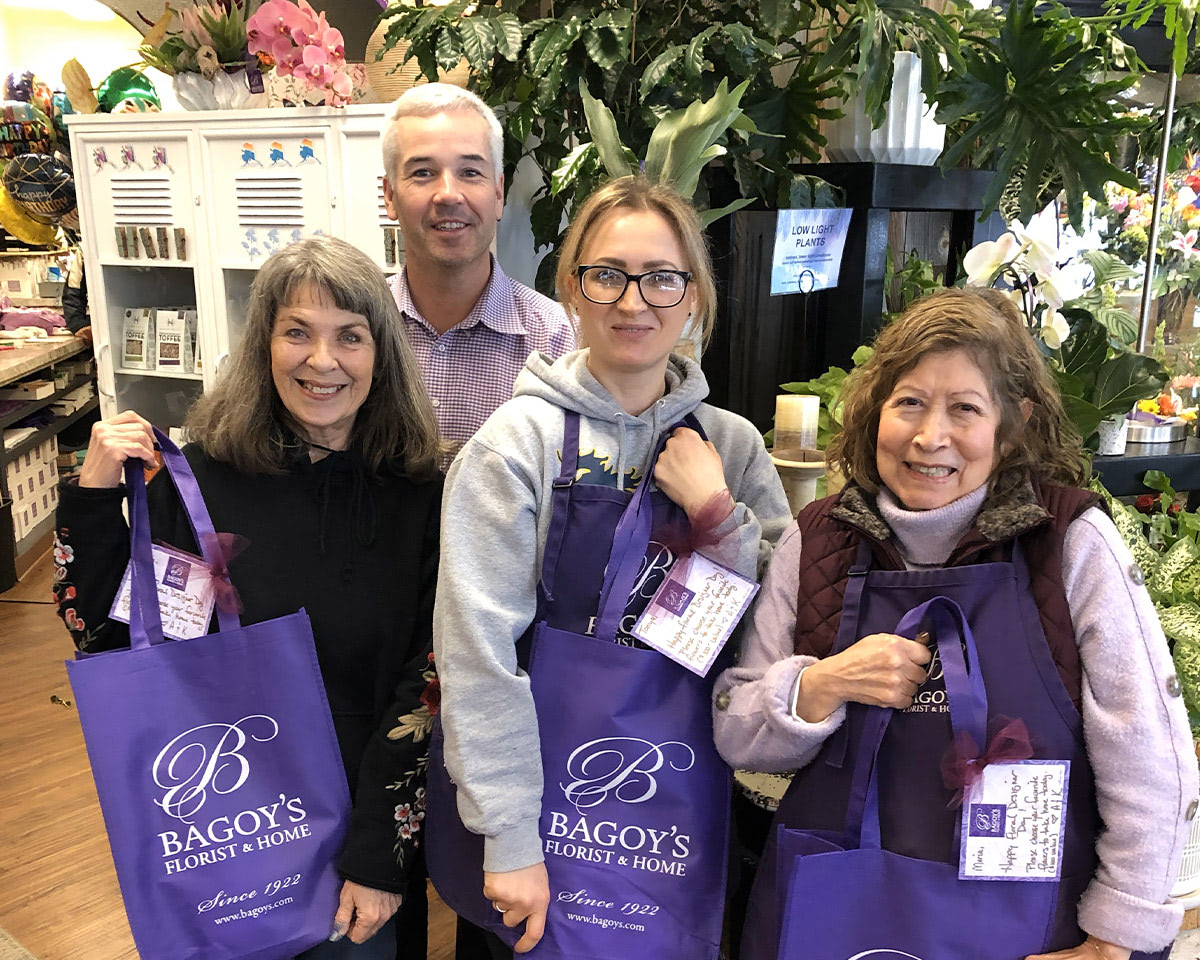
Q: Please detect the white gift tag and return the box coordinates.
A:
[630,553,759,676]
[110,543,217,641]
[958,759,1069,881]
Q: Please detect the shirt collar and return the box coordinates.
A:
[397,255,527,337]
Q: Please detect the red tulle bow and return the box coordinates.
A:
[653,490,736,572]
[940,716,1034,808]
[199,532,249,615]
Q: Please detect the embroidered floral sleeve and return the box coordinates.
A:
[383,653,438,864]
[52,482,137,653]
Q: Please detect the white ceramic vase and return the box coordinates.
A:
[173,69,269,111]
[823,51,945,165]
[1096,415,1129,456]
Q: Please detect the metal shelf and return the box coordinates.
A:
[1093,436,1200,509]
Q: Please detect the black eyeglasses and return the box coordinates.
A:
[576,265,692,308]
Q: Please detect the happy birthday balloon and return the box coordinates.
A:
[0,181,56,245]
[3,153,75,224]
[96,67,159,113]
[0,101,54,159]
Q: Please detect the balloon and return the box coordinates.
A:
[96,67,160,113]
[50,91,74,142]
[0,181,56,245]
[113,97,160,114]
[4,71,33,103]
[0,100,54,159]
[2,153,75,224]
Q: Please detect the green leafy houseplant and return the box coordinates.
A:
[374,0,843,281]
[935,0,1150,230]
[1095,474,1200,732]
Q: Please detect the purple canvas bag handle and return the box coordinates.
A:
[123,427,239,649]
[843,596,987,848]
[592,413,706,643]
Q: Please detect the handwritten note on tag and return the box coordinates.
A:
[631,553,759,677]
[959,760,1069,882]
[110,543,216,641]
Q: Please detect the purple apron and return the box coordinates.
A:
[66,430,350,960]
[741,538,1110,960]
[427,411,731,959]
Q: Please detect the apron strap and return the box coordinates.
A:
[539,410,582,602]
[592,413,707,643]
[824,538,874,770]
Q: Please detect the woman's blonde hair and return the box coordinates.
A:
[827,287,1089,497]
[555,176,718,350]
[186,236,440,479]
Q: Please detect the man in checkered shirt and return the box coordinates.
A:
[382,84,577,468]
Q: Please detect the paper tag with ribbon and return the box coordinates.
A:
[110,536,246,641]
[957,759,1069,882]
[631,553,758,676]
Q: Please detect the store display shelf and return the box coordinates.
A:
[5,398,100,464]
[0,375,92,431]
[115,367,203,381]
[1094,436,1200,510]
[98,258,194,269]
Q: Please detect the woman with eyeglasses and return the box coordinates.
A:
[426,176,791,959]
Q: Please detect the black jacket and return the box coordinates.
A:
[54,443,441,894]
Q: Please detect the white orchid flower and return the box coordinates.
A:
[1039,309,1071,349]
[963,232,1021,287]
[1010,205,1060,277]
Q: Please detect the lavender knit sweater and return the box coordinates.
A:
[713,484,1199,952]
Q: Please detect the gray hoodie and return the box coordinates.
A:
[433,349,791,873]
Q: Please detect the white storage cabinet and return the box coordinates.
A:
[67,105,397,426]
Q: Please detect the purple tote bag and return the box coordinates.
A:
[66,430,351,960]
[777,597,1058,960]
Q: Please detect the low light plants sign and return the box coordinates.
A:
[771,208,853,296]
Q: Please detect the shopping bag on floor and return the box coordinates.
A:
[66,429,350,960]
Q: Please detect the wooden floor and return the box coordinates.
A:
[0,553,456,960]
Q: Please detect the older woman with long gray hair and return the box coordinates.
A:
[54,236,442,959]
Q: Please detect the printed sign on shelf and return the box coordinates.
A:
[770,208,853,296]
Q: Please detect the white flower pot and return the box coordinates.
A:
[173,69,268,111]
[823,51,945,165]
[1096,415,1129,456]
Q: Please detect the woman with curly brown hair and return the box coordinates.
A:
[715,287,1197,960]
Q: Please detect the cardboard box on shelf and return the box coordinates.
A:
[38,437,57,463]
[122,307,155,369]
[0,379,54,400]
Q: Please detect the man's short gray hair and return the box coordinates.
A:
[381,83,504,184]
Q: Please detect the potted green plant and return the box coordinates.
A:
[933,0,1197,229]
[372,1,849,279]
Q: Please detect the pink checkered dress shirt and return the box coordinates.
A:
[389,258,576,465]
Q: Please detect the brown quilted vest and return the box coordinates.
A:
[792,479,1104,709]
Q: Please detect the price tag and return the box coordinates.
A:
[110,543,217,641]
[959,760,1069,881]
[631,553,759,676]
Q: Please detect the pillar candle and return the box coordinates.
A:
[775,394,819,456]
